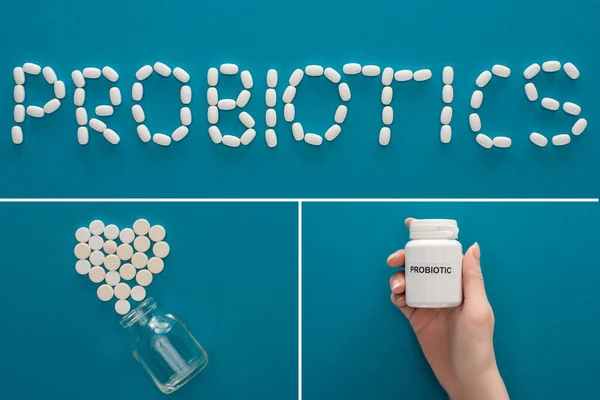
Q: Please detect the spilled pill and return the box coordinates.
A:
[173,67,190,83]
[137,125,151,142]
[120,264,136,281]
[379,127,391,146]
[27,105,45,118]
[284,103,295,122]
[523,63,541,79]
[304,133,323,146]
[208,67,219,86]
[220,63,239,75]
[552,134,571,146]
[470,90,483,109]
[218,99,236,110]
[114,283,131,300]
[266,109,276,127]
[440,125,452,144]
[475,133,493,149]
[240,128,256,145]
[208,126,223,144]
[77,127,89,145]
[241,70,254,88]
[362,65,380,77]
[324,67,341,83]
[305,65,324,76]
[11,126,23,144]
[89,118,107,132]
[469,113,481,132]
[542,61,561,72]
[89,266,106,283]
[222,135,241,147]
[476,70,492,88]
[76,259,91,275]
[42,67,57,84]
[529,132,548,147]
[525,83,538,101]
[153,62,171,77]
[265,129,277,148]
[74,243,91,259]
[97,285,114,301]
[23,62,41,75]
[338,83,351,101]
[563,62,580,80]
[136,270,153,287]
[324,124,341,141]
[132,105,145,122]
[267,69,278,87]
[289,69,304,86]
[102,66,119,82]
[283,86,296,103]
[335,105,348,124]
[493,136,512,148]
[131,286,147,302]
[152,133,171,146]
[180,107,192,126]
[541,97,559,111]
[136,65,153,81]
[413,69,432,81]
[83,67,101,79]
[75,227,91,242]
[115,300,131,315]
[103,128,120,145]
[492,65,511,78]
[236,90,251,108]
[292,122,304,141]
[562,102,581,116]
[109,87,122,106]
[172,126,189,142]
[571,118,587,136]
[181,86,192,105]
[95,105,114,116]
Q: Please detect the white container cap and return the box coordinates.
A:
[409,219,459,239]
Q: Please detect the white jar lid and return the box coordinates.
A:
[410,219,459,239]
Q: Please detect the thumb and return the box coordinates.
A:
[462,243,487,302]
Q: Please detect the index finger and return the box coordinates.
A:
[405,217,415,229]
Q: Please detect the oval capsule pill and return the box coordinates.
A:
[42,66,57,84]
[571,118,587,136]
[382,106,393,125]
[492,65,511,78]
[442,66,454,85]
[562,102,581,116]
[102,66,119,82]
[239,111,255,128]
[14,85,25,103]
[292,122,304,141]
[382,67,394,85]
[335,105,348,124]
[181,86,192,105]
[541,97,560,111]
[525,83,538,101]
[208,106,219,124]
[132,105,145,122]
[523,63,541,79]
[136,65,153,81]
[109,87,122,106]
[382,86,393,105]
[72,70,85,88]
[305,65,324,77]
[265,129,277,148]
[440,125,452,143]
[54,81,66,99]
[379,127,391,146]
[132,82,144,101]
[267,69,278,87]
[137,125,151,143]
[208,126,222,144]
[220,63,239,75]
[23,62,41,75]
[103,129,120,145]
[27,105,45,118]
[476,70,492,88]
[77,127,89,145]
[469,113,481,132]
[180,107,192,126]
[343,63,361,75]
[440,106,453,125]
[324,67,341,83]
[493,136,512,148]
[362,65,380,77]
[236,90,251,108]
[413,69,432,81]
[394,70,413,81]
[218,99,236,110]
[471,90,483,109]
[11,126,23,144]
[338,83,351,101]
[207,67,219,86]
[542,61,561,73]
[76,107,88,125]
[240,128,256,145]
[173,67,190,83]
[552,134,571,146]
[442,85,453,103]
[14,105,25,123]
[324,124,341,141]
[529,132,548,147]
[563,62,580,80]
[172,126,189,142]
[74,88,85,106]
[283,86,297,103]
[304,133,323,146]
[83,67,101,79]
[95,105,114,116]
[153,62,171,77]
[222,135,241,147]
[207,87,218,106]
[284,103,295,122]
[152,133,171,146]
[266,109,276,127]
[14,67,25,84]
[266,89,276,107]
[475,133,493,149]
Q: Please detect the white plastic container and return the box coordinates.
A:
[405,219,463,308]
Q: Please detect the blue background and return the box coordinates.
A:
[303,202,600,400]
[1,0,599,198]
[0,202,298,399]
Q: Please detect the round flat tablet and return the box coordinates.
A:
[134,236,151,252]
[147,257,164,274]
[97,284,114,301]
[105,270,121,286]
[119,228,135,244]
[114,282,131,299]
[115,299,131,315]
[103,224,119,240]
[119,263,136,280]
[133,218,150,235]
[74,243,91,259]
[89,266,106,283]
[104,254,121,271]
[117,244,134,260]
[89,235,104,251]
[153,242,170,258]
[149,225,166,242]
[136,269,153,287]
[130,286,147,302]
[89,220,105,236]
[75,259,91,275]
[89,250,105,266]
[103,240,117,254]
[131,252,149,269]
[75,227,91,243]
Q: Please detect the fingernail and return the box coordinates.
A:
[394,294,404,304]
[391,278,403,291]
[472,242,480,261]
[387,253,395,263]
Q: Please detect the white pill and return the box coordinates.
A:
[541,97,560,111]
[362,65,380,77]
[471,90,483,109]
[283,86,297,103]
[180,85,192,105]
[292,123,304,141]
[284,103,295,122]
[13,67,25,84]
[222,135,241,147]
[115,299,131,315]
[208,126,222,144]
[266,109,277,127]
[492,65,511,78]
[208,67,219,86]
[493,136,512,148]
[237,90,251,108]
[523,63,541,79]
[563,62,580,80]
[136,65,153,81]
[529,132,548,147]
[264,89,276,108]
[132,105,145,123]
[324,67,341,83]
[117,244,134,260]
[132,82,144,101]
[382,106,394,125]
[379,127,391,146]
[109,87,122,106]
[524,83,538,102]
[11,126,23,145]
[103,129,120,145]
[83,67,101,79]
[153,62,171,77]
[542,61,561,73]
[131,286,147,302]
[14,105,25,123]
[440,106,453,125]
[119,263,136,280]
[102,224,118,240]
[394,70,413,82]
[114,282,131,300]
[173,67,190,83]
[469,113,481,132]
[440,125,452,144]
[324,124,341,141]
[105,270,121,286]
[563,102,581,116]
[89,266,106,283]
[442,85,453,104]
[334,105,348,124]
[240,128,256,145]
[74,243,91,259]
[382,86,393,105]
[77,127,89,145]
[76,259,91,275]
[90,250,105,266]
[54,81,66,99]
[103,240,117,254]
[220,63,239,75]
[208,106,219,124]
[304,133,323,146]
[442,66,454,85]
[72,70,85,88]
[136,270,153,287]
[75,227,91,242]
[43,99,61,114]
[89,235,104,251]
[267,69,278,87]
[89,118,107,133]
[343,63,361,75]
[552,134,571,146]
[102,66,119,82]
[95,105,114,117]
[180,107,192,126]
[305,65,324,77]
[132,252,149,269]
[338,83,351,101]
[382,67,394,85]
[153,133,171,146]
[476,70,492,88]
[97,285,114,301]
[147,257,165,274]
[27,106,45,118]
[23,62,41,75]
[134,219,150,235]
[172,126,189,142]
[40,67,57,85]
[89,220,105,235]
[14,85,25,103]
[218,99,236,110]
[119,228,135,244]
[240,70,254,89]
[571,118,587,136]
[413,69,432,82]
[137,125,151,143]
[265,129,277,148]
[207,87,218,106]
[74,88,85,106]
[475,133,493,149]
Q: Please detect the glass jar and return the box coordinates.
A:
[120,298,209,394]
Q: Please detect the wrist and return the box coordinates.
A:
[450,367,509,400]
